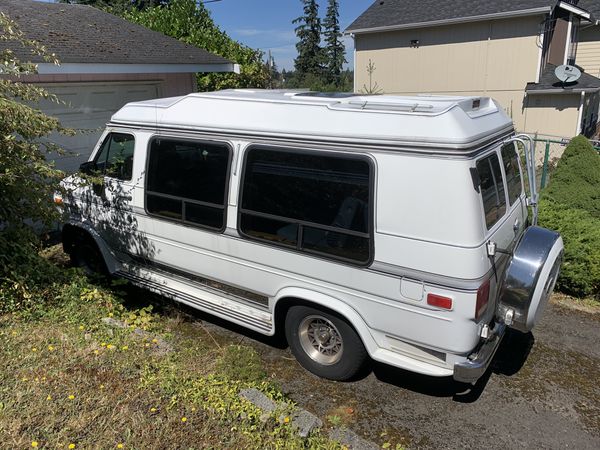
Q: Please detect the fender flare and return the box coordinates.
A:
[272,286,378,356]
[62,221,122,274]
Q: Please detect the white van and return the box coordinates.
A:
[60,90,563,383]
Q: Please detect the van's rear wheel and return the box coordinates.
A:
[285,305,368,381]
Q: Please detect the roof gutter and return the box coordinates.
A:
[345,6,552,35]
[36,62,238,75]
[526,87,600,94]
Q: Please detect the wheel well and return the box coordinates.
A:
[273,296,362,343]
[62,224,95,254]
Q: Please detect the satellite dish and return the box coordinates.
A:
[555,65,581,84]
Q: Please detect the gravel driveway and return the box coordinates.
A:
[190,299,600,449]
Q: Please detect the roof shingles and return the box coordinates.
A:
[346,1,575,33]
[0,0,231,65]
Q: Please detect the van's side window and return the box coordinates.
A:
[94,133,135,181]
[501,143,523,205]
[239,147,372,264]
[477,153,506,229]
[145,138,230,231]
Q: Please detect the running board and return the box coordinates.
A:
[115,265,273,334]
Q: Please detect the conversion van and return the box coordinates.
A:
[59,90,563,383]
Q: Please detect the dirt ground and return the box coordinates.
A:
[184,298,600,449]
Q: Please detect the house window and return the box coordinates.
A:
[239,147,373,264]
[145,138,231,231]
[94,133,135,181]
[476,152,507,229]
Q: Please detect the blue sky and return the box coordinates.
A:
[203,0,374,70]
[34,0,374,71]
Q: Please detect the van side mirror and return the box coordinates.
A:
[79,161,97,175]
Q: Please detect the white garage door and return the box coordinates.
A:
[39,83,159,172]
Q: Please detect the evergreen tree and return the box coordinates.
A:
[323,0,346,85]
[293,0,323,77]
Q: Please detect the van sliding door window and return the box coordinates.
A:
[239,147,372,264]
[145,138,231,231]
[94,133,135,181]
[476,153,507,229]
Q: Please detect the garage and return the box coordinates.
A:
[40,82,160,172]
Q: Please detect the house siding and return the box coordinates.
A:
[578,27,600,78]
[354,16,543,132]
[523,93,581,138]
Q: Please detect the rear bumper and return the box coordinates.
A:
[453,322,506,383]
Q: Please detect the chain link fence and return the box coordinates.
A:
[527,134,600,190]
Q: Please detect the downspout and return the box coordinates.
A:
[577,90,586,135]
[351,33,357,93]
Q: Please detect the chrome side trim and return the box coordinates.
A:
[108,121,514,156]
[453,322,506,383]
[115,269,272,333]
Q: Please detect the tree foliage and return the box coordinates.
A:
[123,0,269,91]
[0,12,74,306]
[322,0,345,84]
[293,0,323,77]
[0,12,70,232]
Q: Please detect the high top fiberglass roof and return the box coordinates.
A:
[110,89,514,151]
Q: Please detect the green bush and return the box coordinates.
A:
[538,198,600,298]
[544,135,600,218]
[538,136,600,299]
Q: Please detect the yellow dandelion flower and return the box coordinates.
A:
[108,312,114,317]
[69,444,76,449]
[151,338,158,344]
[191,407,196,412]
[46,395,52,401]
[100,342,106,347]
[78,325,84,330]
[42,377,46,381]
[68,395,75,400]
[121,345,128,351]
[100,384,105,389]
[117,444,124,449]
[284,416,290,423]
[31,441,38,448]
[31,347,37,352]
[48,345,55,352]
[181,417,187,422]
[21,378,28,382]
[94,350,99,355]
[35,377,39,382]
[144,343,150,348]
[106,344,114,350]
[150,407,157,413]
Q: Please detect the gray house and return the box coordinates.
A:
[0,0,237,171]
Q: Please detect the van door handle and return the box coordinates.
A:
[513,219,521,233]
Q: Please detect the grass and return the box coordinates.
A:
[0,248,342,450]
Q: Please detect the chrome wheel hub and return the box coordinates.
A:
[298,315,343,365]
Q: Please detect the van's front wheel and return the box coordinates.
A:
[285,305,368,381]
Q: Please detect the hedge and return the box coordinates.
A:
[538,136,600,299]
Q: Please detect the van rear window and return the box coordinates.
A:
[476,153,506,229]
[501,143,523,205]
[239,147,372,264]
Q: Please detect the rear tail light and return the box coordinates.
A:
[475,279,491,321]
[427,293,453,310]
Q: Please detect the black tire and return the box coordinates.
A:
[285,305,368,381]
[69,235,108,277]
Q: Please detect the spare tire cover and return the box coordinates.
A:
[498,226,563,332]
